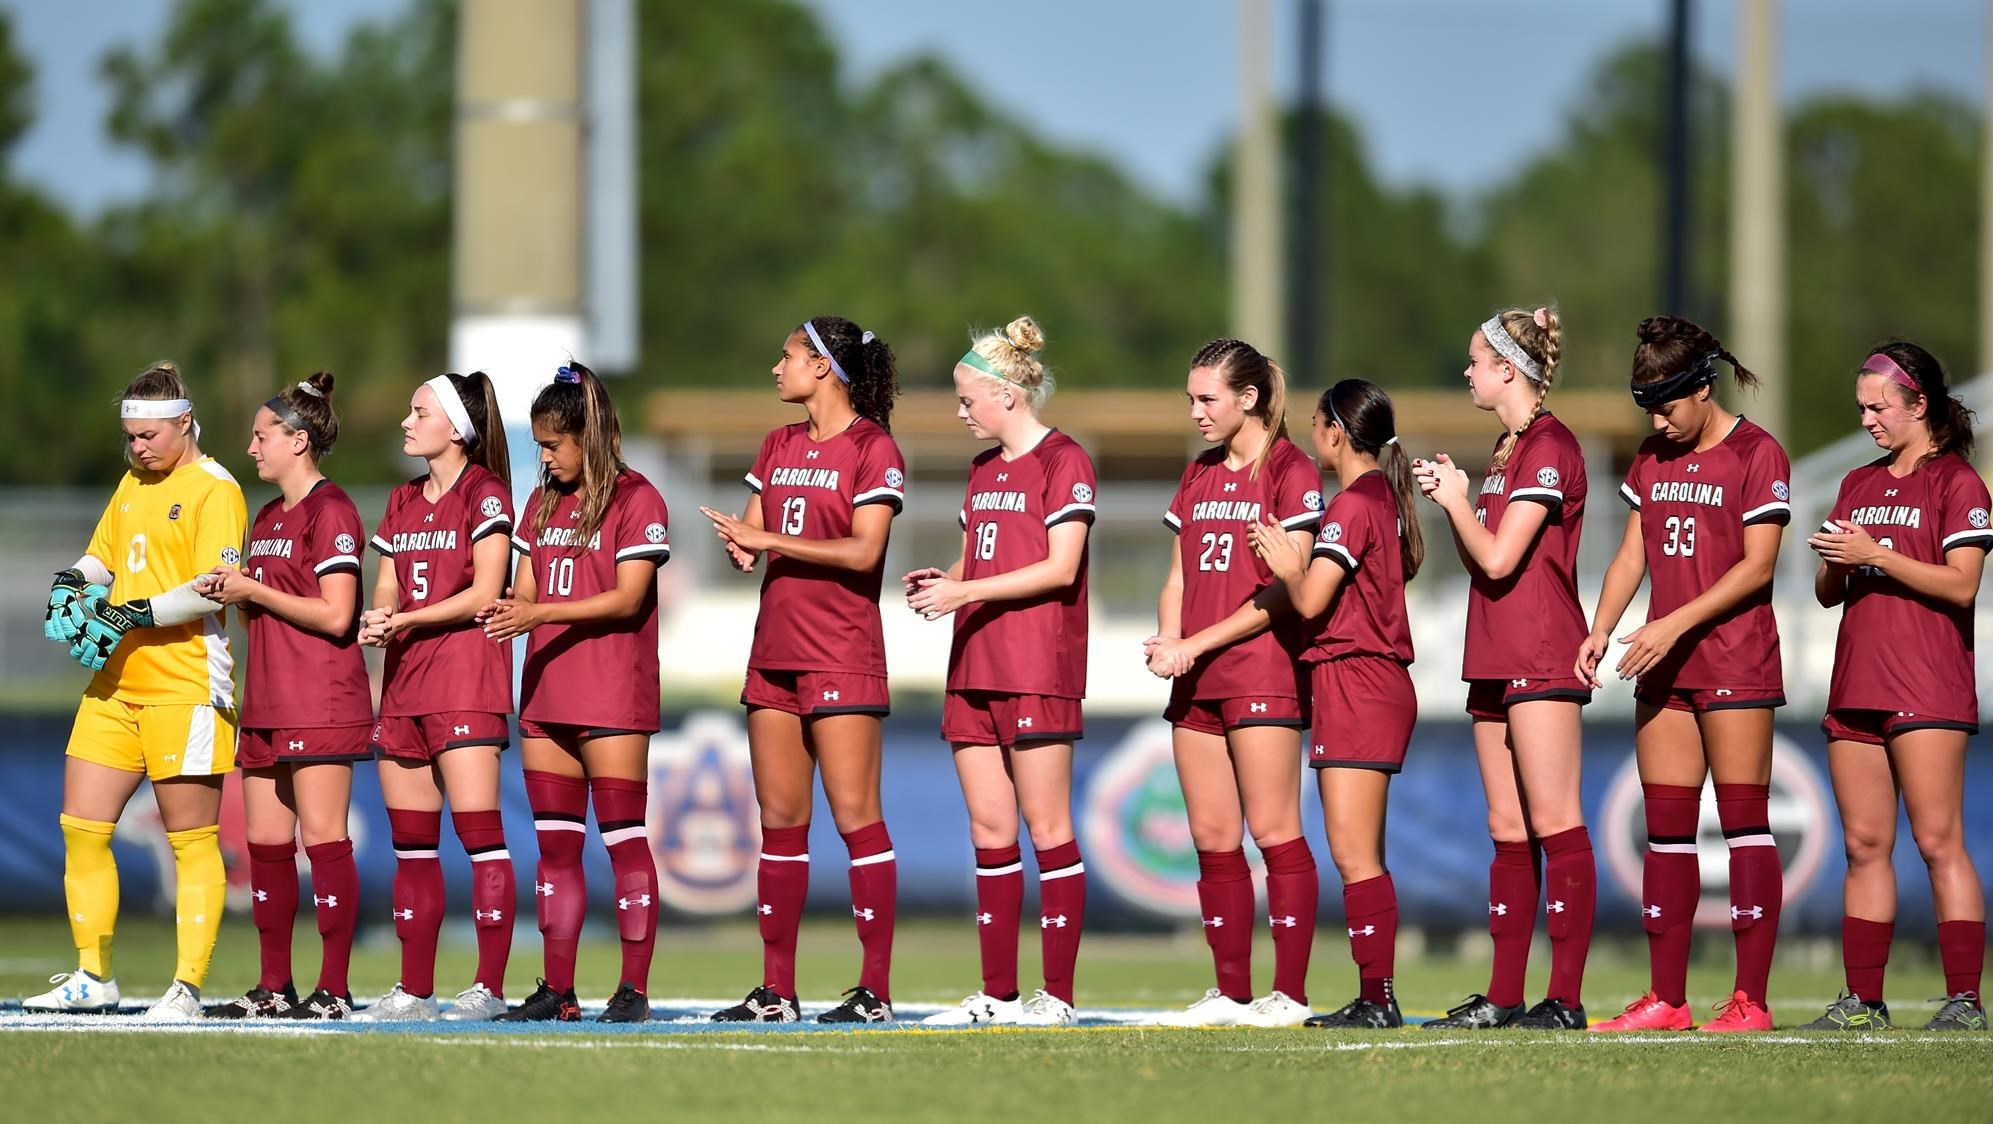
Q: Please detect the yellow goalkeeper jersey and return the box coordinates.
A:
[82,456,247,707]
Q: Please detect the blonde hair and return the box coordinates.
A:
[1485,306,1563,473]
[121,359,191,404]
[965,315,1055,411]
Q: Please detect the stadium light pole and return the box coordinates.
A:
[1290,0,1326,388]
[1661,0,1693,316]
[1234,0,1285,363]
[1729,0,1785,440]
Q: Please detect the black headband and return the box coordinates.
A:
[1630,349,1721,410]
[264,397,313,442]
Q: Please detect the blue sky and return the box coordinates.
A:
[4,0,1984,214]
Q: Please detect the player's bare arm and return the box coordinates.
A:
[910,520,1087,620]
[1614,521,1782,681]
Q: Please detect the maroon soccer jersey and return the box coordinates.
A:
[1164,437,1323,700]
[1463,415,1589,681]
[745,417,906,677]
[1619,417,1790,693]
[1824,453,1992,719]
[240,481,372,729]
[513,469,671,731]
[369,463,515,716]
[1304,470,1414,665]
[948,431,1096,697]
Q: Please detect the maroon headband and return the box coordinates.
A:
[1861,353,1920,396]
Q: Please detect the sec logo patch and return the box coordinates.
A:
[1971,507,1990,530]
[1772,480,1790,502]
[1536,467,1559,488]
[884,467,905,489]
[1303,490,1323,511]
[645,522,667,544]
[220,547,241,566]
[1322,522,1344,544]
[480,496,504,519]
[334,533,356,554]
[1072,483,1094,504]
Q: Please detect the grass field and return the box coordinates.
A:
[3,916,1989,1123]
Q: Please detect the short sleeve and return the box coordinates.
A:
[851,433,907,512]
[1939,462,1993,552]
[194,480,249,573]
[512,487,542,557]
[1272,447,1325,531]
[1312,490,1371,573]
[468,474,515,542]
[308,502,364,578]
[1043,445,1099,528]
[613,480,673,565]
[1508,432,1574,508]
[1163,463,1196,535]
[745,429,778,493]
[1619,453,1646,511]
[370,488,401,556]
[1739,435,1793,526]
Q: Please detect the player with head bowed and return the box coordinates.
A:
[1580,317,1791,1033]
[26,361,246,1020]
[1800,341,1988,1033]
[352,370,518,1022]
[1249,379,1424,1028]
[479,363,671,1024]
[902,316,1095,1028]
[1413,307,1596,1032]
[702,316,906,1024]
[199,372,370,1021]
[1143,339,1324,1028]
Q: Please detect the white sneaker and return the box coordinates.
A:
[1012,989,1076,1027]
[921,990,1024,1026]
[141,981,203,1022]
[440,983,506,1021]
[1151,988,1252,1027]
[22,971,120,1014]
[351,984,440,1022]
[1236,990,1311,1027]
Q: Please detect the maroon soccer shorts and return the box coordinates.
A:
[1821,707,1978,746]
[942,691,1083,748]
[239,724,374,769]
[1636,686,1786,713]
[1308,657,1415,772]
[742,668,891,717]
[1165,693,1305,736]
[518,719,653,741]
[1465,676,1594,720]
[370,711,511,761]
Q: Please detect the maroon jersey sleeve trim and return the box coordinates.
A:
[1162,511,1183,533]
[369,533,395,556]
[1507,486,1563,506]
[744,470,764,493]
[1278,510,1323,531]
[470,513,513,542]
[615,542,672,563]
[1313,540,1359,573]
[852,488,905,512]
[510,532,532,556]
[1619,482,1641,510]
[1739,500,1791,526]
[1045,501,1097,527]
[1941,528,1993,551]
[312,553,362,577]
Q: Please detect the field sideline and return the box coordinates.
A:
[3,918,1990,1123]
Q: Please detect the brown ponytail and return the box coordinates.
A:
[1866,339,1976,464]
[446,370,511,489]
[1191,338,1288,479]
[529,362,626,548]
[1322,379,1425,579]
[1632,316,1758,392]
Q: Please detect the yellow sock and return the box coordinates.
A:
[60,814,119,979]
[166,825,226,989]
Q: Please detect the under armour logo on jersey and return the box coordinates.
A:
[1223,482,1239,493]
[1714,689,1733,697]
[806,449,819,459]
[1732,904,1763,921]
[976,912,993,925]
[758,903,773,915]
[535,882,555,897]
[273,522,284,531]
[288,740,305,751]
[617,894,653,911]
[821,690,839,702]
[1249,702,1269,713]
[996,473,1009,482]
[1016,716,1033,729]
[314,895,339,907]
[1269,915,1297,928]
[453,724,471,735]
[1643,904,1662,918]
[1349,924,1375,938]
[393,908,415,920]
[1042,915,1069,929]
[475,908,503,922]
[1884,489,1899,497]
[853,906,875,921]
[1202,916,1224,928]
[1547,900,1566,913]
[1489,902,1508,916]
[1511,678,1529,688]
[252,889,269,903]
[424,512,435,522]
[1685,463,1700,473]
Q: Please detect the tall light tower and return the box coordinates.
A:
[1729,0,1785,438]
[1233,0,1285,360]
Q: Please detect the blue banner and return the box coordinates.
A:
[1,712,1987,936]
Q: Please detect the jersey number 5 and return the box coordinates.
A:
[1198,531,1234,572]
[408,560,430,601]
[1662,515,1696,558]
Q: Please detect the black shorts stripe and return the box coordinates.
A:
[1308,758,1402,774]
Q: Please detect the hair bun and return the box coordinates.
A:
[306,370,336,398]
[1003,315,1045,355]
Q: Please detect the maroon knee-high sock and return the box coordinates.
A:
[1486,839,1539,1008]
[248,839,298,993]
[524,770,588,994]
[453,808,514,995]
[1541,826,1596,1007]
[386,808,444,998]
[842,822,897,1003]
[1642,784,1702,1008]
[757,824,810,997]
[304,838,358,998]
[1035,839,1086,1005]
[1344,873,1398,1005]
[1842,916,1893,1005]
[1938,920,1987,1003]
[1260,837,1317,1004]
[1195,848,1254,1002]
[593,777,658,992]
[974,843,1023,999]
[1717,783,1780,1006]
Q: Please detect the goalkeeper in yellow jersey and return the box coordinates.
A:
[25,360,247,1021]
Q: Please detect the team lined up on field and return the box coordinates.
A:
[23,308,1987,1033]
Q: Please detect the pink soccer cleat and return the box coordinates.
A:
[1698,990,1773,1032]
[1588,991,1694,1032]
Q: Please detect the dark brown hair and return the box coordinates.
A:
[1321,379,1424,579]
[1631,316,1759,392]
[800,315,899,433]
[440,370,511,489]
[270,370,340,457]
[1866,339,1975,463]
[530,362,626,549]
[1191,338,1288,478]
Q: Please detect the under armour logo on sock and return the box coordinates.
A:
[313,895,338,907]
[852,906,875,921]
[475,908,503,922]
[1269,915,1297,928]
[822,690,840,702]
[1489,902,1508,916]
[975,912,993,925]
[1349,924,1376,938]
[757,903,773,915]
[1042,915,1069,928]
[1202,916,1224,927]
[1731,904,1763,921]
[252,889,269,903]
[535,882,555,897]
[393,908,415,920]
[617,894,653,911]
[453,725,471,736]
[1547,900,1566,913]
[1643,904,1662,918]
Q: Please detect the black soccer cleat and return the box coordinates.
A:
[817,985,894,1024]
[598,983,651,1024]
[493,978,581,1023]
[1422,993,1521,1029]
[711,985,800,1023]
[276,989,354,1020]
[1515,997,1588,1030]
[205,982,298,1019]
[1304,995,1403,1029]
[1923,993,1988,1032]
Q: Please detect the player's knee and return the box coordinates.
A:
[825,799,882,835]
[965,811,1019,851]
[1912,822,1965,867]
[1328,849,1382,884]
[1487,808,1529,842]
[1842,822,1894,868]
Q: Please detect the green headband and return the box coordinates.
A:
[958,348,1025,387]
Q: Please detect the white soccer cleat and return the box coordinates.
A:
[141,981,203,1022]
[351,984,440,1022]
[440,982,506,1022]
[1012,989,1077,1027]
[22,971,120,1014]
[1151,988,1252,1027]
[1235,990,1311,1028]
[922,990,1024,1026]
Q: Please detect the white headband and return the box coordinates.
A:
[1479,316,1544,384]
[122,398,192,419]
[422,375,477,442]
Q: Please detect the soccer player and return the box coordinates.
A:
[25,361,246,1021]
[702,316,905,1024]
[904,317,1094,1028]
[480,363,671,1025]
[200,372,369,1021]
[1579,317,1790,1033]
[1413,307,1595,1031]
[1248,379,1423,1029]
[1800,342,1988,1033]
[352,371,517,1023]
[1143,339,1323,1028]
